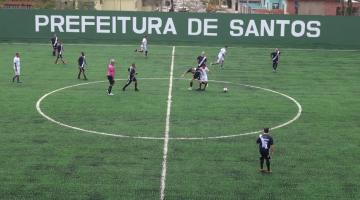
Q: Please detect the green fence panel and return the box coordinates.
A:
[0,9,359,48]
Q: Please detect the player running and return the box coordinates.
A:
[134,35,148,57]
[271,48,281,72]
[122,63,139,91]
[50,34,58,56]
[12,53,21,83]
[77,52,87,80]
[211,45,228,69]
[54,40,66,64]
[107,59,116,96]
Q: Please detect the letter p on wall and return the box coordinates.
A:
[35,15,49,32]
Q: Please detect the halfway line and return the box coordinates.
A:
[160,46,175,200]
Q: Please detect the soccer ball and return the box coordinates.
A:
[223,87,228,92]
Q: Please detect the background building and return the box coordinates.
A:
[285,0,360,16]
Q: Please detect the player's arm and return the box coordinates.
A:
[269,138,274,155]
[14,60,18,72]
[269,145,274,157]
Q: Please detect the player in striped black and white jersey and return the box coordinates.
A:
[182,51,207,90]
[271,48,281,72]
[12,53,21,83]
[55,40,66,64]
[122,63,139,91]
[50,34,58,56]
[77,52,87,80]
[256,128,275,173]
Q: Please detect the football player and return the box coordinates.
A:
[77,52,87,80]
[50,34,58,56]
[211,45,228,69]
[12,53,21,83]
[135,35,148,57]
[122,63,139,91]
[271,48,281,72]
[107,59,116,95]
[54,40,66,64]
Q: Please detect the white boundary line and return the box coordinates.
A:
[160,46,175,200]
[3,42,359,52]
[35,78,302,140]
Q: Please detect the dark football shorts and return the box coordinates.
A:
[107,75,115,85]
[129,76,137,82]
[193,71,201,80]
[260,149,270,159]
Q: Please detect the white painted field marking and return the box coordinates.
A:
[160,46,175,200]
[35,78,302,140]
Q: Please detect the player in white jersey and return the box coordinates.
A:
[12,53,21,83]
[211,45,228,69]
[135,35,148,57]
[199,65,210,90]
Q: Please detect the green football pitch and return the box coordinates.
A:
[0,43,359,200]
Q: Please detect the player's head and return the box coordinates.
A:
[264,128,270,134]
[15,52,19,57]
[144,35,147,38]
[132,63,136,68]
[201,51,205,56]
[224,45,228,49]
[110,59,115,65]
[275,48,279,52]
[81,52,85,56]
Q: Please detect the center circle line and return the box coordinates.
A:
[35,77,302,140]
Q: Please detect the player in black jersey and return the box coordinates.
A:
[55,40,66,64]
[77,52,87,80]
[122,63,139,91]
[181,51,207,90]
[50,34,58,56]
[256,128,275,173]
[181,67,201,90]
[271,48,281,72]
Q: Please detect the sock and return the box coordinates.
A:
[78,71,81,79]
[190,81,193,87]
[83,72,87,80]
[204,83,208,89]
[135,82,138,90]
[145,51,148,56]
[266,159,271,171]
[108,85,112,94]
[260,157,264,169]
